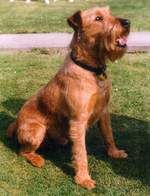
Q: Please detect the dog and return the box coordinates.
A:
[7,7,130,190]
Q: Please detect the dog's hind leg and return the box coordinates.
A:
[18,122,46,167]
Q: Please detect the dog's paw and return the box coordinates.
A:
[108,148,128,159]
[74,175,96,190]
[30,155,45,168]
[20,152,45,168]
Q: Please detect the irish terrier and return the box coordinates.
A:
[7,7,130,190]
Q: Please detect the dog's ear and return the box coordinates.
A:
[67,11,82,31]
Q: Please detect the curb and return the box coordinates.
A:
[0,32,150,52]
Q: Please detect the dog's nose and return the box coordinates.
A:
[119,19,130,29]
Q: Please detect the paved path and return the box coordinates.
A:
[0,32,150,52]
[128,32,150,51]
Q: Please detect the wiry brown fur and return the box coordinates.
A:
[7,7,130,190]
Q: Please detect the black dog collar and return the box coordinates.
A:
[70,51,107,76]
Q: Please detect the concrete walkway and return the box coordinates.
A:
[0,32,150,52]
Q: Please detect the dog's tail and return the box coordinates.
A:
[7,121,17,139]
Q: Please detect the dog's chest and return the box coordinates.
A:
[88,78,110,125]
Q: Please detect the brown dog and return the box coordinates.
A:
[7,7,130,190]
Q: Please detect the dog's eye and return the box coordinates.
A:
[95,16,103,22]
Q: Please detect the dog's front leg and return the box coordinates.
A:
[98,108,128,159]
[69,119,96,190]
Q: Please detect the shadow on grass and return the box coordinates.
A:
[2,98,25,116]
[0,98,26,153]
[87,114,150,187]
[0,98,150,186]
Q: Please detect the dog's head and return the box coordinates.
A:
[68,7,130,61]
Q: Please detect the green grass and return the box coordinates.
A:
[0,0,150,33]
[0,50,150,195]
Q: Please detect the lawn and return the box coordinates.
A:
[0,50,150,195]
[0,0,150,33]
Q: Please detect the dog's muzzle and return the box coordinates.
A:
[119,18,130,30]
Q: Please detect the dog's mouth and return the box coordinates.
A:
[116,36,127,48]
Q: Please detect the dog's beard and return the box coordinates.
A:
[103,25,129,61]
